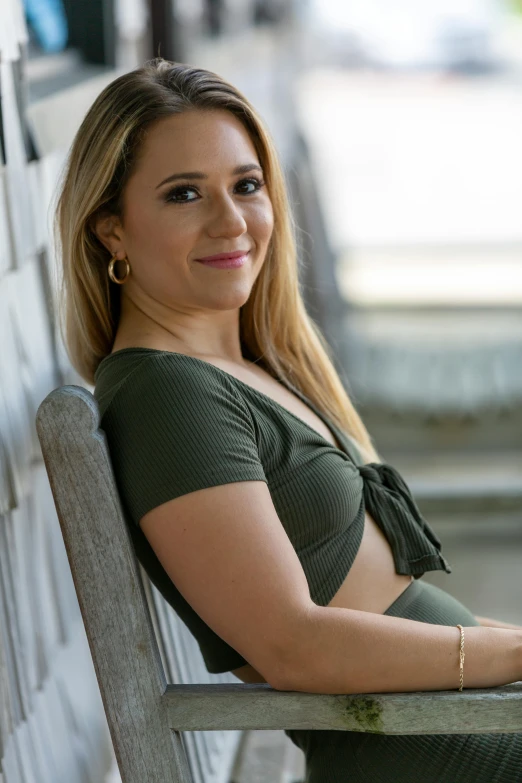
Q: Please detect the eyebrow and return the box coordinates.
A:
[155,163,263,190]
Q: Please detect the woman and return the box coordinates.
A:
[55,58,522,782]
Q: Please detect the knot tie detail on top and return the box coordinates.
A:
[359,462,452,578]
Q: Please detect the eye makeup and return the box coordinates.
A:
[163,176,266,205]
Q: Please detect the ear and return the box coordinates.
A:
[91,211,125,256]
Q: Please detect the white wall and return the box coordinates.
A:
[0,3,143,781]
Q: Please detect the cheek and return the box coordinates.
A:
[249,203,274,242]
[161,210,199,247]
[129,204,196,252]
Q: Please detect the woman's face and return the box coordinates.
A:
[103,108,274,317]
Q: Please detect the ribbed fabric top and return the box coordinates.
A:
[94,347,451,673]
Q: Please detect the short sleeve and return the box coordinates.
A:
[99,354,268,525]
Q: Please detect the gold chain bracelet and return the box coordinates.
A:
[456,624,465,691]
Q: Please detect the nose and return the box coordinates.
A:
[206,192,248,238]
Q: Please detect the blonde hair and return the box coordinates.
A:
[54,58,380,463]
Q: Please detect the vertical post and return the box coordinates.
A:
[36,386,194,783]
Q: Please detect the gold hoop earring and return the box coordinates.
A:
[108,254,130,284]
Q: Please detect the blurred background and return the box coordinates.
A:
[1,1,521,781]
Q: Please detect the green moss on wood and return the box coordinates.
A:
[341,696,384,733]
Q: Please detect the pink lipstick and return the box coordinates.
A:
[195,250,250,269]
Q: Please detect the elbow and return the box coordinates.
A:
[250,652,301,692]
[263,607,319,692]
[263,656,303,691]
[269,663,311,692]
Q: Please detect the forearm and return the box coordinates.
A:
[475,614,522,631]
[279,604,522,695]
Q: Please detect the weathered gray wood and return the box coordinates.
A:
[163,682,522,735]
[36,386,194,783]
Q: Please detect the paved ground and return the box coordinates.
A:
[293,69,522,249]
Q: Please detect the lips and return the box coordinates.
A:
[195,250,250,262]
[195,253,248,269]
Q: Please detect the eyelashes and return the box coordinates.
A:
[164,177,266,205]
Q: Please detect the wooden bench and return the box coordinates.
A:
[35,385,522,783]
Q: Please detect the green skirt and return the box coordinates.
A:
[285,578,522,782]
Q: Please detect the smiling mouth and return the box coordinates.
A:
[195,253,249,269]
[195,250,250,262]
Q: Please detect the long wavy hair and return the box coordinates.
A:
[54,58,380,463]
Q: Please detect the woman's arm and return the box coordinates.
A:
[475,615,522,631]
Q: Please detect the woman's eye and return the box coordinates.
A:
[165,186,198,203]
[164,177,265,204]
[235,177,265,194]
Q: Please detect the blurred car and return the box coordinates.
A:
[304,0,501,71]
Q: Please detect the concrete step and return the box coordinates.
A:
[384,451,522,516]
[341,303,522,416]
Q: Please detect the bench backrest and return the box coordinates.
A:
[37,384,250,783]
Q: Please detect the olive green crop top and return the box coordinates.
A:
[93,347,451,673]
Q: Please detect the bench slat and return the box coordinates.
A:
[163,682,522,735]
